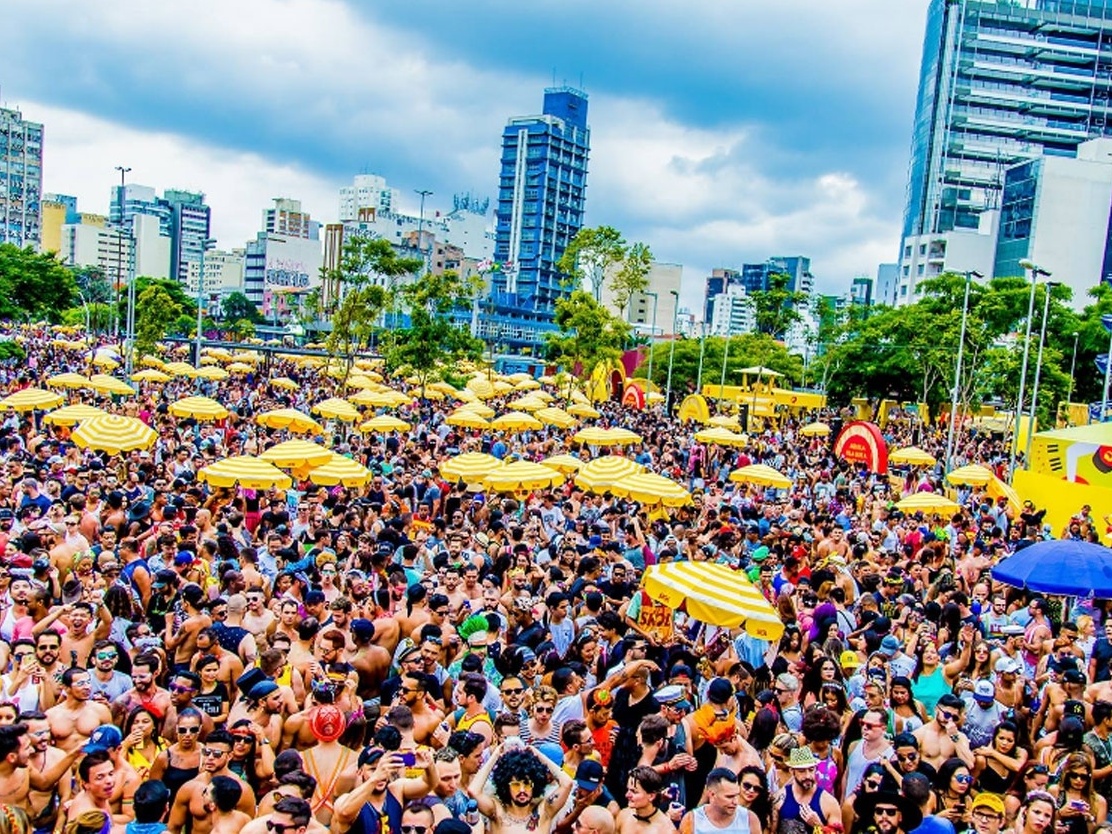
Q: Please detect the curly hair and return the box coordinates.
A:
[801,705,841,744]
[490,749,551,806]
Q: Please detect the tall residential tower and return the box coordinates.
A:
[0,106,43,249]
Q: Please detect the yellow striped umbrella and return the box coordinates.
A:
[46,373,91,389]
[484,461,565,493]
[729,464,792,490]
[567,403,600,419]
[131,369,171,383]
[506,396,546,412]
[169,396,229,421]
[535,407,577,429]
[88,374,135,396]
[694,426,747,448]
[610,473,692,507]
[889,446,937,467]
[575,456,646,492]
[255,409,323,435]
[226,362,254,374]
[466,377,496,400]
[458,402,495,418]
[91,354,119,370]
[199,456,292,489]
[514,378,541,391]
[492,380,514,395]
[442,452,503,483]
[707,415,742,430]
[895,492,962,514]
[311,398,360,422]
[799,422,831,437]
[491,411,544,431]
[139,357,167,370]
[642,562,784,640]
[345,375,378,390]
[230,352,260,364]
[428,382,459,397]
[360,415,411,433]
[42,404,107,427]
[0,388,63,412]
[446,409,490,429]
[195,366,229,381]
[946,464,994,487]
[573,427,642,446]
[71,415,156,455]
[259,439,334,469]
[307,454,373,487]
[163,362,199,378]
[270,377,299,391]
[541,454,585,474]
[349,389,396,408]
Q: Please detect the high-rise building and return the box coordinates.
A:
[899,0,1112,301]
[184,248,245,297]
[0,106,43,249]
[709,285,755,337]
[245,199,322,315]
[741,257,814,294]
[110,184,171,234]
[339,174,400,221]
[60,213,170,282]
[850,276,874,306]
[601,262,684,336]
[265,197,318,240]
[489,87,590,365]
[161,189,211,282]
[705,268,741,324]
[875,263,899,307]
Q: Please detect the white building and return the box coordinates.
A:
[339,174,400,221]
[60,213,170,281]
[875,263,899,307]
[896,211,999,305]
[184,248,245,296]
[603,262,684,336]
[709,284,755,337]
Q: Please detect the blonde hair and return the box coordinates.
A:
[63,811,107,834]
[0,806,30,834]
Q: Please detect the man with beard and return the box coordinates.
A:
[111,654,170,725]
[21,712,82,831]
[169,729,256,834]
[397,672,445,746]
[242,586,275,639]
[46,668,113,753]
[161,671,215,742]
[774,747,842,828]
[32,601,112,669]
[469,743,573,834]
[0,724,35,814]
[679,768,761,834]
[855,789,922,834]
[331,748,437,834]
[89,641,132,705]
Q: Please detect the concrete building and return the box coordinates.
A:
[709,284,755,337]
[875,263,899,307]
[704,268,741,324]
[61,213,171,282]
[850,276,874,306]
[184,248,245,296]
[899,0,1112,301]
[601,261,684,336]
[40,200,68,256]
[339,174,400,221]
[110,184,171,235]
[264,197,318,240]
[0,106,43,249]
[244,232,322,315]
[995,137,1112,300]
[161,189,211,282]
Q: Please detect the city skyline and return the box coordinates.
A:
[2,0,930,308]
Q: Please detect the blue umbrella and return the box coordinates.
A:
[992,540,1112,597]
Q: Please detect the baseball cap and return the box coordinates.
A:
[575,760,605,792]
[707,678,734,705]
[248,680,279,701]
[973,680,996,702]
[84,725,123,754]
[879,635,901,657]
[994,657,1021,674]
[840,650,861,669]
[970,793,1005,816]
[351,619,375,642]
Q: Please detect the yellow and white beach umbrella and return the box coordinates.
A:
[71,415,156,455]
[642,562,784,640]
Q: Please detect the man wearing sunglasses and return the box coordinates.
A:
[913,694,974,770]
[169,729,256,834]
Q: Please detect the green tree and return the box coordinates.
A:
[636,332,803,395]
[322,235,422,299]
[545,290,631,397]
[229,318,256,340]
[556,226,626,296]
[0,243,77,321]
[326,285,389,381]
[125,277,197,321]
[134,286,182,358]
[221,291,263,324]
[608,241,653,321]
[749,272,807,339]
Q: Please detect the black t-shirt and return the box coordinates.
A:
[1093,639,1112,682]
[193,682,230,719]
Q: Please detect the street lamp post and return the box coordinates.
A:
[944,270,982,473]
[113,166,131,340]
[696,322,707,392]
[1067,331,1080,406]
[719,330,731,397]
[194,238,217,367]
[1025,280,1059,463]
[644,291,658,399]
[1009,259,1048,481]
[665,289,679,412]
[75,289,91,337]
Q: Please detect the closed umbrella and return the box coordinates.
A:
[575,457,646,492]
[729,464,792,490]
[610,473,692,507]
[889,446,937,467]
[992,540,1112,597]
[642,562,784,640]
[46,373,91,389]
[535,407,577,429]
[259,440,334,469]
[198,456,292,489]
[491,411,544,431]
[255,409,323,435]
[307,454,373,487]
[894,493,962,514]
[0,388,63,412]
[311,398,360,422]
[72,415,156,455]
[42,404,107,427]
[694,427,747,448]
[360,415,411,433]
[484,461,565,493]
[169,396,229,421]
[442,453,503,483]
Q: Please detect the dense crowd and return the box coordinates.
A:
[0,325,1106,834]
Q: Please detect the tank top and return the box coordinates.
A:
[457,710,493,734]
[693,806,752,834]
[161,750,199,802]
[779,785,831,826]
[844,742,887,797]
[912,667,950,717]
[814,750,839,795]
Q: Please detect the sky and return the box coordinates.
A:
[2,0,930,309]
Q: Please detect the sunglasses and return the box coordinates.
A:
[202,748,228,757]
[170,684,196,694]
[861,721,885,730]
[533,706,554,714]
[955,774,973,785]
[401,828,427,834]
[501,687,524,696]
[865,779,883,790]
[265,824,302,834]
[179,726,201,735]
[740,782,762,792]
[874,807,900,818]
[95,652,117,661]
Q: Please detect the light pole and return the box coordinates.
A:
[719,330,731,399]
[194,238,217,367]
[644,291,658,399]
[113,166,131,340]
[1009,259,1049,481]
[665,289,679,411]
[1067,331,1080,406]
[696,322,707,393]
[1025,280,1059,463]
[415,189,432,276]
[944,270,982,473]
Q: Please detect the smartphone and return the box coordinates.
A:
[400,752,416,767]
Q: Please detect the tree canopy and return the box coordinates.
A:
[545,290,631,390]
[0,244,77,322]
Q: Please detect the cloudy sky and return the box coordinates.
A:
[3,0,930,307]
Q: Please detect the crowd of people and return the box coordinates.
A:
[0,325,1106,834]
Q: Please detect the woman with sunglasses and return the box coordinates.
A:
[974,720,1028,796]
[933,757,976,828]
[148,707,203,802]
[1049,753,1106,831]
[228,718,275,799]
[520,685,560,745]
[120,705,168,781]
[737,765,772,824]
[842,761,885,834]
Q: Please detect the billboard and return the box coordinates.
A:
[264,236,322,291]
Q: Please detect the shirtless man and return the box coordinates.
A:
[161,671,216,743]
[331,749,439,834]
[164,584,211,672]
[21,712,81,830]
[80,725,141,826]
[349,619,391,700]
[616,765,676,834]
[397,585,432,641]
[816,527,850,561]
[46,668,113,753]
[239,796,327,834]
[168,729,256,834]
[204,775,253,834]
[32,602,112,669]
[242,586,275,643]
[469,742,573,834]
[399,673,446,746]
[61,750,120,834]
[1034,667,1089,736]
[245,681,286,748]
[913,694,974,769]
[110,654,170,727]
[0,724,34,813]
